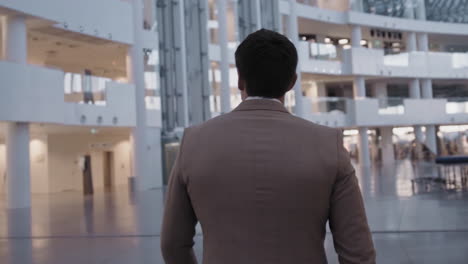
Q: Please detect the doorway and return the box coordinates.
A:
[103,151,114,191]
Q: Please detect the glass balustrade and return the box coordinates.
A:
[308,97,349,114]
[446,98,468,114]
[63,72,109,106]
[378,97,405,115]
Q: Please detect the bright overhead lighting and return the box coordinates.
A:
[343,44,351,49]
[360,40,367,45]
[338,39,349,45]
[392,42,401,47]
[302,36,307,41]
[324,37,331,43]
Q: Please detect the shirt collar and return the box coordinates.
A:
[245,96,282,104]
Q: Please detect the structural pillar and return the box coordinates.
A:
[381,127,395,164]
[3,15,31,209]
[351,25,362,48]
[218,0,231,114]
[406,32,417,52]
[6,123,31,209]
[353,76,371,167]
[417,31,437,154]
[421,79,438,154]
[358,127,371,167]
[353,76,366,98]
[288,0,304,117]
[129,0,153,191]
[415,0,427,21]
[417,33,429,52]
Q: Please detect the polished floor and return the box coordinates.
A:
[1,160,468,263]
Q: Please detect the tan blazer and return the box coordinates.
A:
[161,99,376,264]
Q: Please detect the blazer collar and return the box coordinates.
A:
[232,99,290,114]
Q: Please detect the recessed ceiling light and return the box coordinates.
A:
[338,39,349,45]
[324,37,331,43]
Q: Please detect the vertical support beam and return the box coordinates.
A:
[177,0,190,127]
[2,15,27,63]
[260,0,280,32]
[415,0,427,20]
[421,78,437,154]
[353,76,366,98]
[185,0,212,125]
[421,79,433,99]
[406,32,417,52]
[417,33,429,52]
[217,0,232,114]
[6,123,30,209]
[288,0,304,117]
[129,0,152,191]
[381,127,395,164]
[254,0,262,30]
[358,127,371,167]
[351,25,362,48]
[353,76,371,167]
[409,78,421,98]
[3,15,30,209]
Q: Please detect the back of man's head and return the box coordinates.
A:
[235,29,298,99]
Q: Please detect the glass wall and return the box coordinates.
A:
[362,0,468,24]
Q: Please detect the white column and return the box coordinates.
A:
[351,25,362,48]
[417,33,429,52]
[353,76,371,167]
[409,78,421,98]
[178,0,190,127]
[381,127,395,164]
[255,0,262,30]
[420,79,437,154]
[3,15,30,209]
[2,15,27,63]
[415,0,427,20]
[129,0,152,191]
[6,123,31,209]
[406,32,417,52]
[421,79,432,99]
[288,0,304,117]
[404,1,415,19]
[358,127,371,167]
[409,79,424,149]
[425,126,438,154]
[218,0,232,114]
[353,76,366,98]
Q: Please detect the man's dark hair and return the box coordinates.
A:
[235,29,298,98]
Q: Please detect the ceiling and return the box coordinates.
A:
[0,14,129,79]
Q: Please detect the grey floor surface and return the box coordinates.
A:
[1,160,468,263]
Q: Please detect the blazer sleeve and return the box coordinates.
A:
[161,128,198,264]
[329,130,376,264]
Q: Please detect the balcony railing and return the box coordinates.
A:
[64,73,109,105]
[308,97,349,114]
[446,98,468,114]
[378,97,405,115]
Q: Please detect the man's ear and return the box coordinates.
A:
[288,73,298,92]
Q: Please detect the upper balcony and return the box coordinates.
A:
[301,97,468,128]
[342,47,468,79]
[282,0,468,37]
[0,60,161,128]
